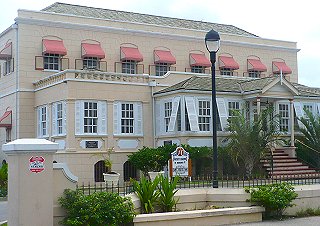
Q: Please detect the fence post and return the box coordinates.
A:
[3,139,58,226]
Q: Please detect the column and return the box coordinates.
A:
[2,139,58,226]
[257,97,261,115]
[289,99,295,146]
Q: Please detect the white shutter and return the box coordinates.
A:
[37,107,41,137]
[185,96,199,132]
[155,100,161,136]
[62,101,67,135]
[135,102,143,135]
[317,103,320,115]
[113,102,120,135]
[45,106,49,137]
[216,98,228,131]
[98,101,107,135]
[293,102,304,128]
[75,101,83,135]
[168,96,181,132]
[52,103,57,136]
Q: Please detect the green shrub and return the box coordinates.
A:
[59,189,135,226]
[296,207,320,217]
[0,163,8,197]
[132,176,160,213]
[158,175,180,212]
[245,183,298,218]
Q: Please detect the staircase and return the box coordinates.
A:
[261,147,319,179]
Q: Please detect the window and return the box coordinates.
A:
[303,104,313,116]
[44,53,60,70]
[191,66,205,74]
[220,68,233,76]
[56,103,63,134]
[83,57,98,69]
[164,101,172,132]
[94,160,108,182]
[84,102,98,134]
[38,106,48,137]
[198,100,211,131]
[121,103,134,134]
[228,101,240,117]
[248,71,261,78]
[122,60,137,74]
[156,63,169,76]
[52,102,65,136]
[3,59,12,75]
[279,103,289,132]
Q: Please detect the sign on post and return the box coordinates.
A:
[169,146,191,177]
[29,156,45,173]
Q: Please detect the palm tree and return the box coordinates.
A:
[226,106,280,177]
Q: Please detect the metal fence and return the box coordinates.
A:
[77,173,320,196]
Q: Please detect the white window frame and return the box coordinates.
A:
[248,70,261,78]
[43,53,60,71]
[220,68,233,76]
[122,60,137,74]
[121,103,134,134]
[164,101,172,132]
[155,63,169,76]
[75,100,107,136]
[197,98,211,132]
[278,102,290,133]
[83,57,99,70]
[191,65,205,74]
[52,101,66,136]
[228,101,240,118]
[114,101,143,136]
[37,105,48,138]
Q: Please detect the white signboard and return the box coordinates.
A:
[170,147,190,177]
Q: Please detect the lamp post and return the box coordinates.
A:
[205,29,220,188]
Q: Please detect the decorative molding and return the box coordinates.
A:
[53,162,78,182]
[187,138,212,147]
[117,139,139,149]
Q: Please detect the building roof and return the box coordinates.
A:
[155,76,320,97]
[42,2,258,37]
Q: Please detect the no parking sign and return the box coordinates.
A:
[29,156,45,173]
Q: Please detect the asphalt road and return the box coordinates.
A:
[230,216,320,225]
[0,201,7,222]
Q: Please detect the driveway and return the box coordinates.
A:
[0,201,7,222]
[230,216,320,225]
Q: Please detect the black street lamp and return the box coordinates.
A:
[205,29,220,188]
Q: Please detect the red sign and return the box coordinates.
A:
[29,156,45,173]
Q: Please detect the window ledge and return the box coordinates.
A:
[75,134,108,138]
[113,134,143,138]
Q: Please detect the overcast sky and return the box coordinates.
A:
[1,0,319,88]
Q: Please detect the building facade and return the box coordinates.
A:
[0,2,319,183]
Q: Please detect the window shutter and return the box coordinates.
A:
[75,59,83,70]
[168,96,181,132]
[155,100,161,136]
[185,96,199,132]
[113,102,120,135]
[37,107,41,137]
[61,58,69,70]
[216,98,228,131]
[45,106,49,137]
[98,101,107,135]
[35,56,44,70]
[75,101,83,135]
[62,101,67,135]
[52,103,57,136]
[10,58,14,72]
[135,102,143,135]
[293,102,304,128]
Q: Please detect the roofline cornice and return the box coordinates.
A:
[15,14,299,52]
[153,89,242,97]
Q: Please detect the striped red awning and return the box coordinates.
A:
[190,53,211,67]
[82,43,105,59]
[0,110,12,128]
[0,42,12,59]
[120,47,143,62]
[154,50,176,64]
[248,59,267,72]
[219,56,239,70]
[43,39,67,55]
[273,61,292,74]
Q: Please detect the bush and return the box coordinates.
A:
[158,175,179,212]
[59,189,136,226]
[245,183,298,218]
[0,163,8,197]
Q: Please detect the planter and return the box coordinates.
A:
[148,171,164,181]
[103,172,120,185]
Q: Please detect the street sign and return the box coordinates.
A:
[29,156,45,173]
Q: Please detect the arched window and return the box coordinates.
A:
[94,160,108,182]
[123,161,138,181]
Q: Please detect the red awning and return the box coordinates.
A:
[219,56,239,70]
[120,47,143,62]
[43,39,67,55]
[154,50,176,64]
[190,53,211,67]
[0,110,12,128]
[0,42,12,59]
[81,43,105,59]
[273,61,292,74]
[247,59,267,72]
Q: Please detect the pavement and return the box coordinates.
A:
[0,201,7,222]
[229,216,320,225]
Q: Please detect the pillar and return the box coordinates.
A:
[289,99,295,146]
[2,138,58,226]
[257,97,261,115]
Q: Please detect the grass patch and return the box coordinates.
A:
[296,208,320,217]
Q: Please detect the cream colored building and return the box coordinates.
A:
[0,2,319,183]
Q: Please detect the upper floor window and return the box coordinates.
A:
[83,57,99,70]
[248,71,261,78]
[52,102,66,136]
[220,68,233,76]
[156,63,170,77]
[44,53,60,70]
[247,58,267,78]
[114,101,143,136]
[191,66,205,74]
[219,55,239,76]
[189,52,211,74]
[153,49,176,76]
[3,59,12,75]
[37,105,48,138]
[0,42,13,75]
[198,100,211,131]
[122,60,137,74]
[41,39,67,71]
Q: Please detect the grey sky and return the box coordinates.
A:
[1,0,319,87]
